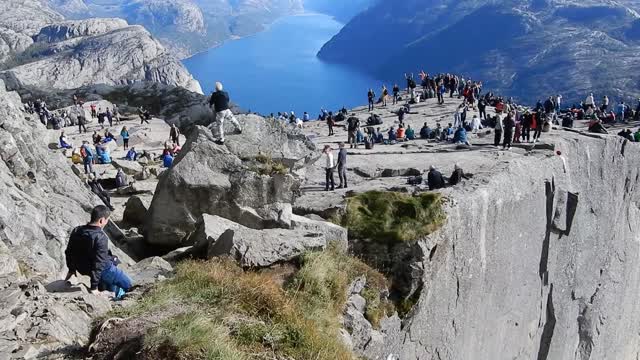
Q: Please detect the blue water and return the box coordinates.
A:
[183,14,381,117]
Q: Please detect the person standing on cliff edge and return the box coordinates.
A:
[209,82,242,145]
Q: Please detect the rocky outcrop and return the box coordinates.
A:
[145,121,319,247]
[1,18,202,93]
[34,18,129,43]
[210,224,330,268]
[374,133,640,359]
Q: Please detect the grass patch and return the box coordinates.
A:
[340,191,445,244]
[110,246,390,359]
[249,152,289,176]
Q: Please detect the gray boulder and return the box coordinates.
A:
[34,18,128,43]
[122,195,152,227]
[209,225,328,268]
[145,122,318,247]
[111,159,143,176]
[128,257,173,287]
[291,214,348,251]
[184,214,241,255]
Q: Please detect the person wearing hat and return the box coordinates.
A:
[449,163,470,186]
[427,165,446,190]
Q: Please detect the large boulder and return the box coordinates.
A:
[184,214,241,255]
[145,121,318,247]
[209,225,329,268]
[122,195,152,228]
[111,159,143,176]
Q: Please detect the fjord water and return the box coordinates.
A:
[183,13,381,117]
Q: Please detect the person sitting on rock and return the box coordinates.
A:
[453,126,471,146]
[374,127,384,143]
[125,147,138,161]
[471,115,483,133]
[388,127,397,142]
[419,123,430,139]
[449,163,471,186]
[406,125,416,140]
[209,81,242,145]
[442,123,454,141]
[618,129,634,141]
[588,119,608,134]
[396,125,406,141]
[64,205,131,299]
[88,174,115,210]
[163,152,174,168]
[634,128,640,142]
[103,129,116,143]
[59,131,72,149]
[115,168,127,188]
[92,131,102,145]
[427,165,446,190]
[95,145,111,164]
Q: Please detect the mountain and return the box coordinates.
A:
[318,0,640,105]
[0,1,202,93]
[46,0,305,58]
[303,0,378,22]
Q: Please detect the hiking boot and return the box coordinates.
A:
[337,185,344,189]
[215,139,225,145]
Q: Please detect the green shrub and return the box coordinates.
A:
[342,191,445,244]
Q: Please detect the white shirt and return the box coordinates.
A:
[471,117,482,131]
[325,152,334,169]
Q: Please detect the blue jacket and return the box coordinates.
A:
[163,154,174,168]
[453,127,468,143]
[65,225,112,290]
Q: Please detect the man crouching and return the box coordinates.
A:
[64,205,132,300]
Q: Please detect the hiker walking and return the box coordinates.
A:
[209,82,242,145]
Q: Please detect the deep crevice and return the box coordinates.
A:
[539,179,555,285]
[537,284,556,360]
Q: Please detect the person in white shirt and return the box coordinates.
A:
[323,145,335,191]
[584,93,595,109]
[471,115,482,133]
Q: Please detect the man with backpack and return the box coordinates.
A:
[64,205,131,299]
[80,140,94,174]
[347,115,360,149]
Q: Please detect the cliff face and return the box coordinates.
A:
[0,79,95,282]
[318,0,640,104]
[379,133,640,359]
[0,17,202,93]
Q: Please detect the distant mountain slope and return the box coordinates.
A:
[318,0,640,104]
[47,0,305,58]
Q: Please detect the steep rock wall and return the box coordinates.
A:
[382,133,640,359]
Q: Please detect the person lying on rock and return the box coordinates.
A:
[65,205,131,300]
[88,173,115,211]
[449,163,471,186]
[209,81,242,145]
[427,165,446,190]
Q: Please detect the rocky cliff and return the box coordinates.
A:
[373,131,640,359]
[318,0,640,104]
[0,2,202,94]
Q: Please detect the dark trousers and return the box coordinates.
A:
[450,87,455,98]
[78,123,87,133]
[123,138,129,149]
[494,129,502,146]
[479,108,486,120]
[533,128,542,140]
[328,123,334,136]
[171,136,180,146]
[83,159,93,174]
[96,191,113,209]
[437,93,444,104]
[393,94,399,105]
[522,127,531,142]
[325,168,335,191]
[503,131,513,148]
[338,165,347,187]
[368,100,374,111]
[141,116,150,124]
